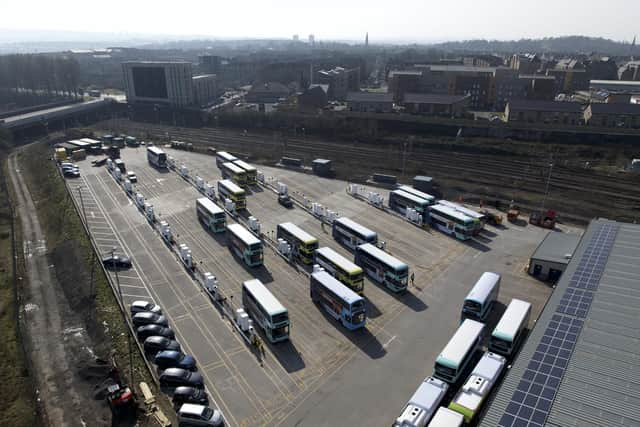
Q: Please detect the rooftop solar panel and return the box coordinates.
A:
[497,223,619,427]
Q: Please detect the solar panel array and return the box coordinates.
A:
[498,223,619,427]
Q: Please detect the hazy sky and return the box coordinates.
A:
[2,0,639,43]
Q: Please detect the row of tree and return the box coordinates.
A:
[0,54,81,99]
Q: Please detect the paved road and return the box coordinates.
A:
[8,150,110,426]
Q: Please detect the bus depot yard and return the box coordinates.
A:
[61,142,578,427]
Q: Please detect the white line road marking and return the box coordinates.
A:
[383,335,397,349]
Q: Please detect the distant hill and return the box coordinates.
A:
[431,36,638,55]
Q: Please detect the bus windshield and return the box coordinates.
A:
[272,312,289,325]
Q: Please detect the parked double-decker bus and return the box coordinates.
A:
[310,270,366,330]
[147,146,168,168]
[428,204,475,241]
[227,223,263,267]
[221,162,247,188]
[276,222,318,264]
[397,185,437,206]
[389,189,432,218]
[489,298,531,357]
[216,151,237,168]
[233,159,257,186]
[314,247,364,294]
[242,279,289,343]
[355,243,409,293]
[217,179,246,210]
[196,197,226,233]
[437,200,484,234]
[434,319,484,384]
[332,217,378,251]
[462,272,501,321]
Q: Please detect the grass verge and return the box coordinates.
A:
[0,156,40,427]
[17,140,172,422]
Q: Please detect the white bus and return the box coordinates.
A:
[434,319,484,384]
[314,247,364,294]
[397,185,437,205]
[196,197,226,233]
[147,146,167,168]
[427,407,464,427]
[462,272,500,321]
[489,298,531,357]
[310,270,366,330]
[428,204,476,241]
[233,159,257,186]
[437,200,485,234]
[355,243,409,293]
[393,377,449,427]
[276,222,318,264]
[218,179,246,210]
[332,217,378,250]
[227,223,263,267]
[216,151,237,168]
[389,189,432,218]
[448,351,506,423]
[242,279,289,343]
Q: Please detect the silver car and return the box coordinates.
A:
[177,403,223,426]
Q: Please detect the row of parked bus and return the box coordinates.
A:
[216,151,258,188]
[393,274,532,426]
[387,185,487,241]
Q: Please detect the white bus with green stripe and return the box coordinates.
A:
[434,319,484,384]
[489,298,531,357]
[448,351,506,423]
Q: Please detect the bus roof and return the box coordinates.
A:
[278,222,317,245]
[465,272,500,304]
[334,217,377,240]
[407,376,448,412]
[492,299,531,341]
[430,204,475,223]
[68,139,91,147]
[243,279,287,315]
[391,189,431,205]
[147,146,165,155]
[217,151,237,161]
[397,185,436,203]
[428,407,464,426]
[233,159,256,172]
[227,223,261,245]
[436,319,484,369]
[438,200,484,220]
[197,197,224,215]
[311,271,363,305]
[79,138,101,145]
[218,179,244,194]
[222,162,245,174]
[357,243,408,271]
[316,247,362,275]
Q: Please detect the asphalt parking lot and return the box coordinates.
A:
[65,145,580,426]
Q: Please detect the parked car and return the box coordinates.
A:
[130,300,162,315]
[172,386,209,407]
[144,336,180,355]
[159,368,204,389]
[63,168,80,178]
[102,253,132,269]
[154,350,196,371]
[177,403,223,426]
[132,312,168,327]
[136,324,175,341]
[278,194,293,208]
[126,171,137,183]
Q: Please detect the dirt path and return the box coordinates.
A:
[8,150,110,426]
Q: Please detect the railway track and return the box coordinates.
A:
[96,120,640,221]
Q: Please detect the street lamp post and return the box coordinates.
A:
[541,161,553,211]
[111,246,134,388]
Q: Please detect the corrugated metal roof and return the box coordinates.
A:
[530,231,582,265]
[481,219,640,427]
